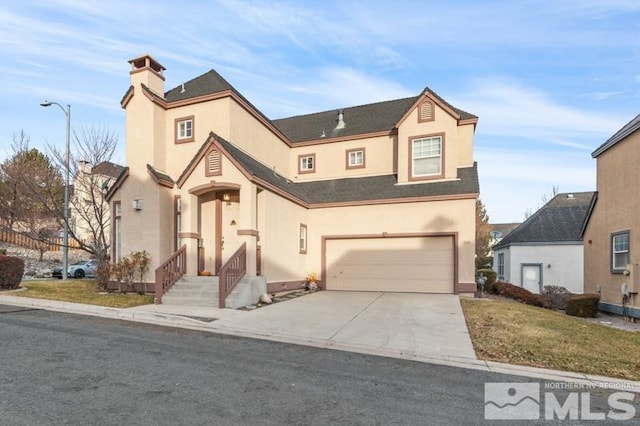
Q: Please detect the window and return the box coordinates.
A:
[611,231,630,273]
[299,154,315,174]
[299,224,307,254]
[113,201,122,261]
[411,135,443,178]
[419,101,434,122]
[206,148,222,176]
[346,148,365,169]
[175,116,194,143]
[497,252,505,279]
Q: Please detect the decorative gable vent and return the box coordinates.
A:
[420,101,434,121]
[206,149,221,176]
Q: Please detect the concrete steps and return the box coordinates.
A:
[161,275,267,309]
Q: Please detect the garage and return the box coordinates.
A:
[324,235,455,293]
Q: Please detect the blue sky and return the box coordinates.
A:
[1,0,638,223]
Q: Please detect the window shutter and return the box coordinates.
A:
[420,101,434,121]
[207,149,221,174]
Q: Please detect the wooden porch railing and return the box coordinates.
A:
[154,245,187,304]
[218,242,247,308]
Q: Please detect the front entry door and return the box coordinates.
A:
[214,197,240,273]
[522,264,542,293]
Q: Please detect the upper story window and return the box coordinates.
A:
[206,148,222,176]
[175,116,194,143]
[411,134,444,179]
[346,148,365,169]
[611,231,630,273]
[299,154,316,174]
[419,101,435,122]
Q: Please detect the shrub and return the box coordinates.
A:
[494,281,543,307]
[110,250,151,293]
[0,248,6,255]
[566,293,600,318]
[477,268,497,293]
[0,255,25,290]
[541,285,572,310]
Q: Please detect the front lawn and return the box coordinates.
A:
[461,298,640,380]
[13,280,154,308]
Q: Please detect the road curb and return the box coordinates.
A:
[1,294,638,392]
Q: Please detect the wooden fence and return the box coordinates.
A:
[0,229,82,252]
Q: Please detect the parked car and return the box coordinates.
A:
[53,260,98,279]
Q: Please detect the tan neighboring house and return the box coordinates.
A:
[583,114,640,318]
[107,54,479,304]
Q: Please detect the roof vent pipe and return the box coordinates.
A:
[180,83,185,93]
[335,110,345,130]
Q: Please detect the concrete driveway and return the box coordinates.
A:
[211,291,477,362]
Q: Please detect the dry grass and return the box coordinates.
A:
[461,298,640,381]
[13,280,154,308]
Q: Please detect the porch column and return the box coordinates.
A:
[239,184,258,276]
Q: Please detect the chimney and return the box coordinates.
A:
[335,110,346,130]
[128,54,166,96]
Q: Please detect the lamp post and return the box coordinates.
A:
[40,101,70,280]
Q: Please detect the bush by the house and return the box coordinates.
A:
[541,285,572,310]
[494,281,543,307]
[565,293,600,318]
[110,250,151,293]
[0,255,25,290]
[0,248,6,255]
[477,268,497,293]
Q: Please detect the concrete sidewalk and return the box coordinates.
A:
[0,291,638,393]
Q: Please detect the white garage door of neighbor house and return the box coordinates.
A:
[325,236,454,293]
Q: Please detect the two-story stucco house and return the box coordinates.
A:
[583,114,640,319]
[107,54,479,306]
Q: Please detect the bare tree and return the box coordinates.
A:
[525,185,560,219]
[47,126,120,289]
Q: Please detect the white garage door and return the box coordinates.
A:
[325,236,454,293]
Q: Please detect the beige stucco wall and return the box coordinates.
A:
[257,191,309,282]
[584,130,640,308]
[307,197,477,286]
[397,103,475,183]
[228,101,290,175]
[290,135,396,182]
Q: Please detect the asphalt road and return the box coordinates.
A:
[0,305,635,425]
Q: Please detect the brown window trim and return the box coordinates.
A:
[299,223,308,254]
[408,132,445,182]
[298,153,316,174]
[418,100,435,123]
[346,147,366,170]
[205,147,222,177]
[174,115,195,144]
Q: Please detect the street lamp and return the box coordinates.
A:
[40,101,71,280]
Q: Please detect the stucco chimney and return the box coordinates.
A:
[128,54,166,97]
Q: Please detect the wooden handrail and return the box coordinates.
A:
[154,245,187,304]
[218,242,246,308]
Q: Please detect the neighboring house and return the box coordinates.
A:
[71,160,126,254]
[583,114,640,318]
[107,54,479,300]
[492,192,595,294]
[487,222,520,257]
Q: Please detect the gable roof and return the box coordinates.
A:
[91,161,126,179]
[493,192,595,250]
[592,114,640,158]
[179,132,478,206]
[158,66,477,145]
[271,87,477,144]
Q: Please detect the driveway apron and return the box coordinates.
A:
[212,291,477,361]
